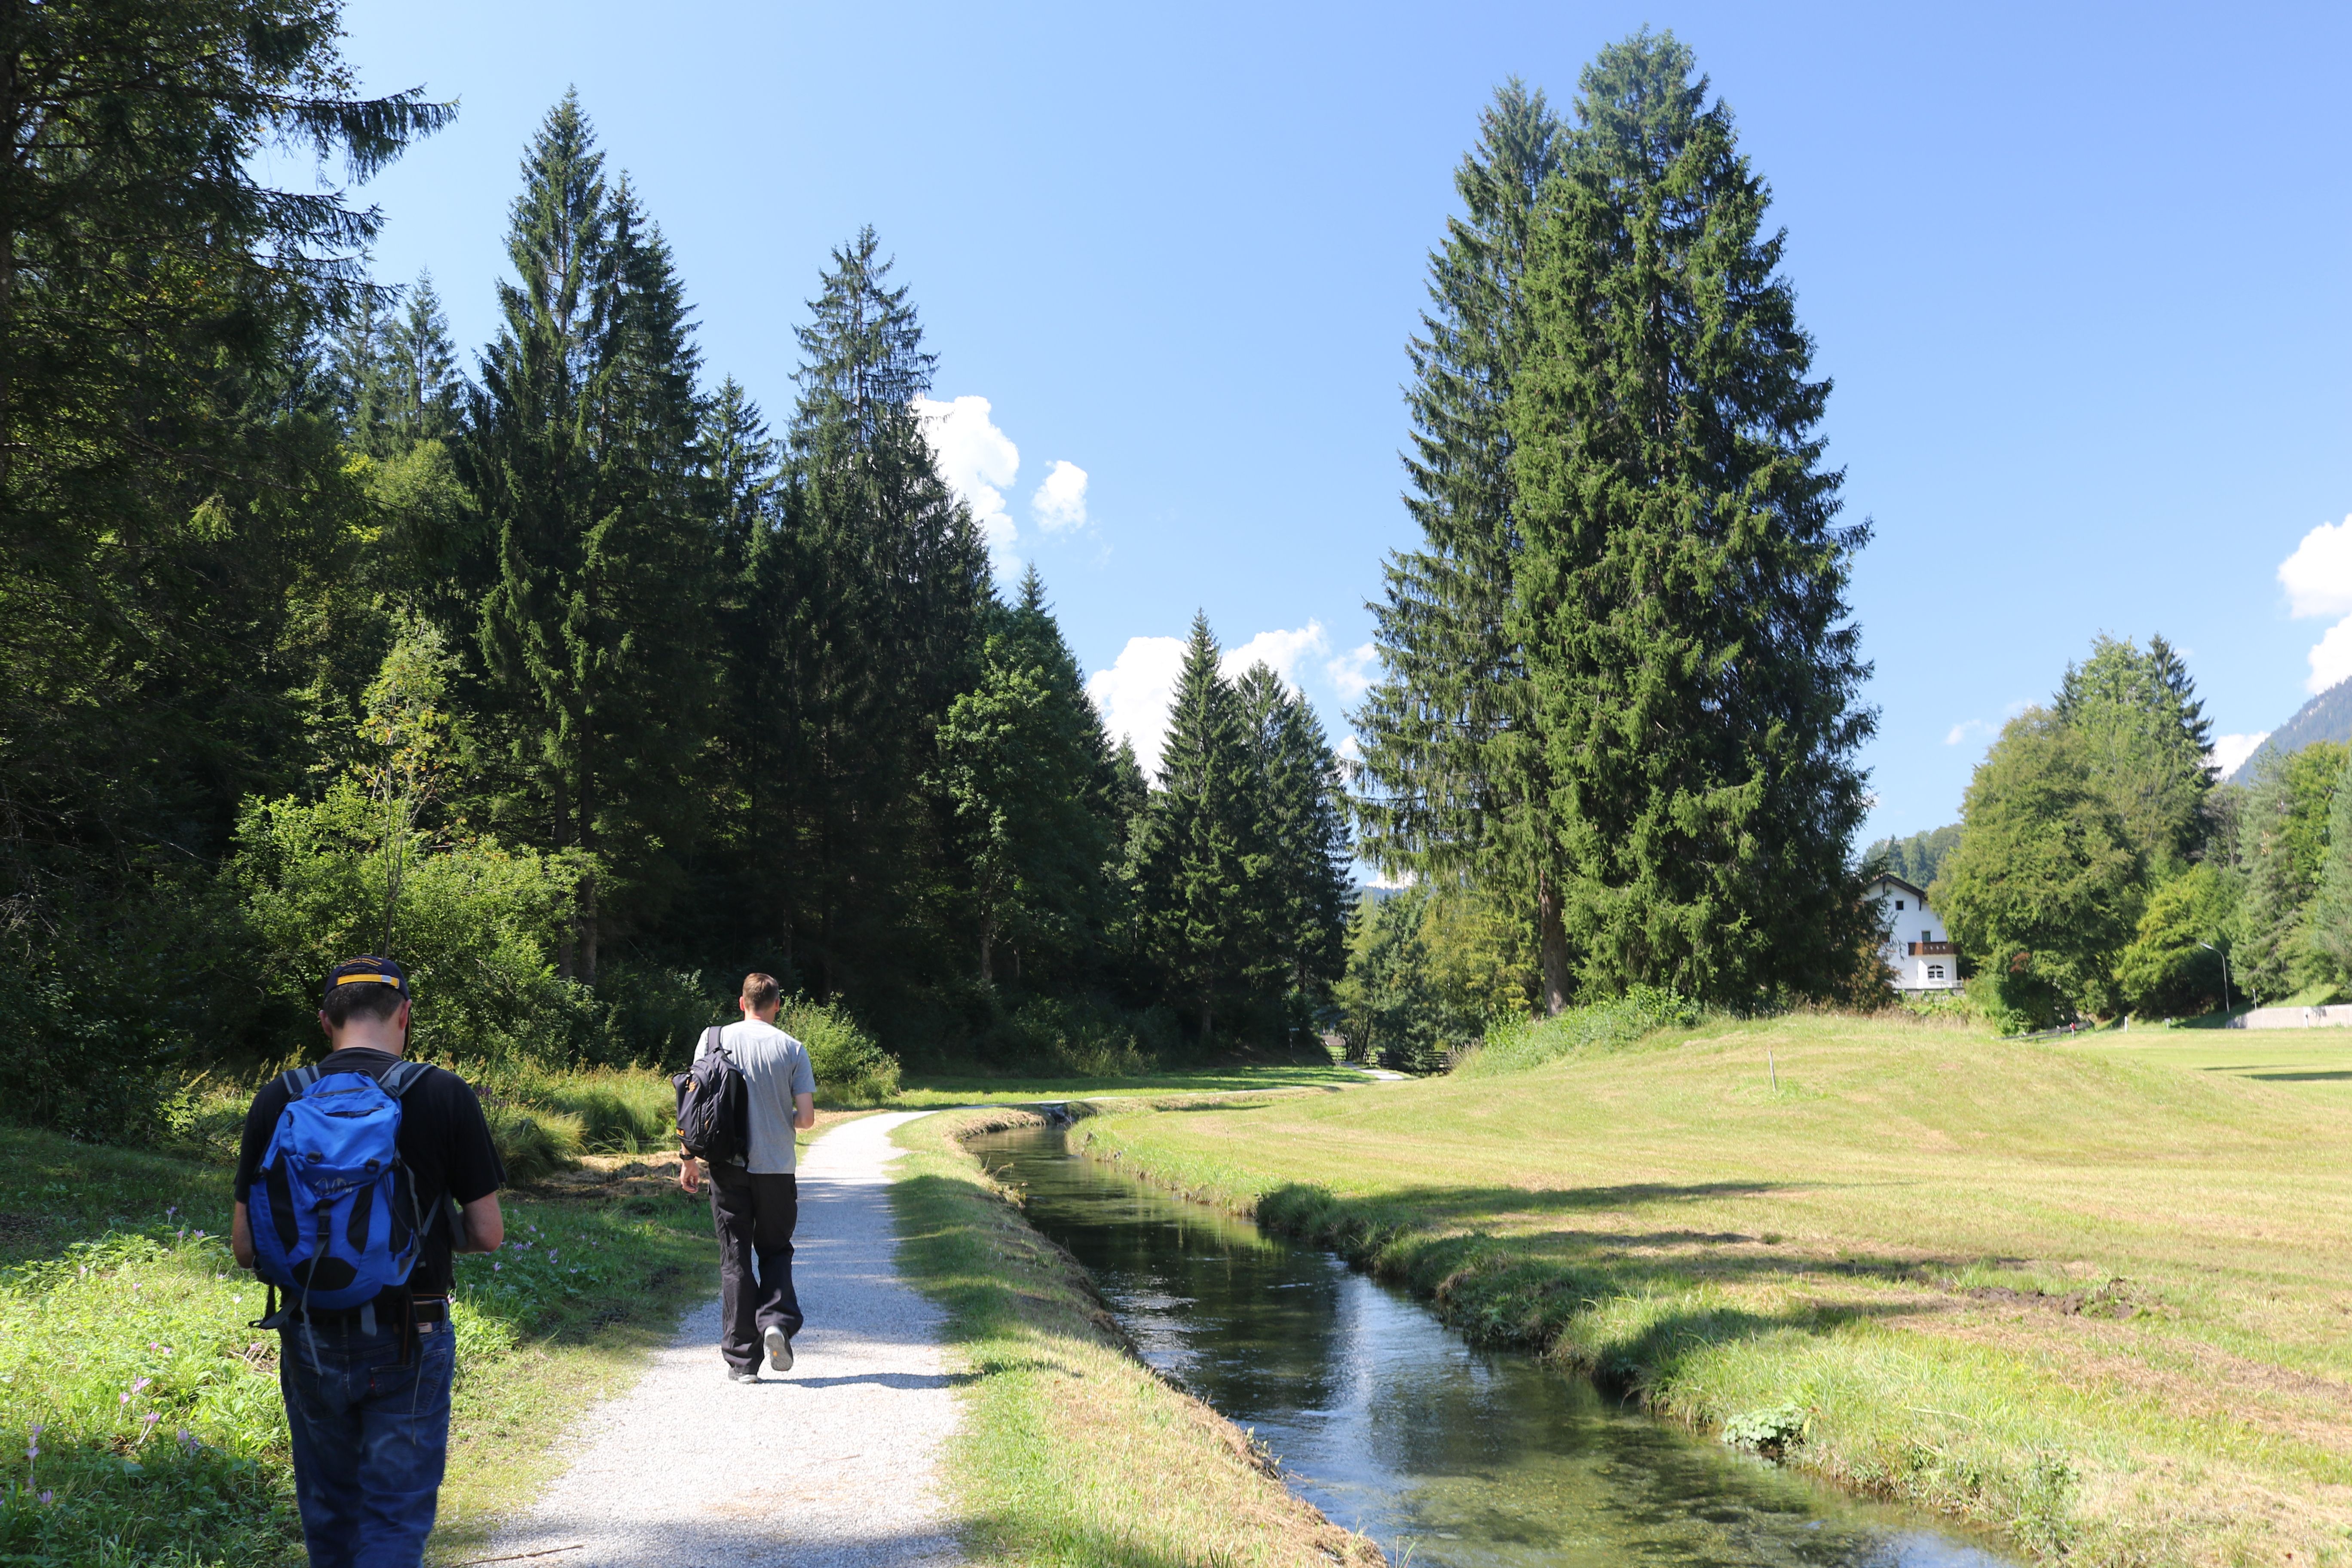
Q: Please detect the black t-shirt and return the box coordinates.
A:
[234,1048,505,1302]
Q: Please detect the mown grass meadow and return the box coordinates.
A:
[1078,1010,2352,1567]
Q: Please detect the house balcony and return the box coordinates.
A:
[1908,940,1957,957]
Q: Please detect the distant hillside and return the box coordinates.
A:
[2229,678,2352,781]
[1862,823,1960,888]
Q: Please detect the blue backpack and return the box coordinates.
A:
[248,1061,433,1321]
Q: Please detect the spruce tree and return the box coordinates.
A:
[936,570,1116,983]
[1236,665,1355,1018]
[0,0,450,926]
[468,93,716,982]
[1504,31,1875,1004]
[2303,748,2352,986]
[1135,615,1273,1041]
[382,273,463,449]
[1355,81,1572,1011]
[2231,741,2345,1000]
[767,228,990,999]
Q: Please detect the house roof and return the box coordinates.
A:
[1867,872,1930,902]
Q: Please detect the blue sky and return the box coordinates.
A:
[335,0,2352,847]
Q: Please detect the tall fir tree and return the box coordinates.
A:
[1235,665,1355,1017]
[1356,81,1573,1011]
[0,0,450,924]
[1134,616,1275,1041]
[2231,741,2345,1001]
[764,227,990,1001]
[381,272,463,449]
[935,570,1118,983]
[1503,30,1875,1005]
[466,93,716,982]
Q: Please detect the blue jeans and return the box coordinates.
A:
[278,1317,454,1568]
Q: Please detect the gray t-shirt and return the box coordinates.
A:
[694,1019,817,1174]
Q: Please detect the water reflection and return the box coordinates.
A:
[970,1126,2014,1568]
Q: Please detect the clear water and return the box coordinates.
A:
[968,1125,2015,1568]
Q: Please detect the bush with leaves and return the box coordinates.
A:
[228,781,595,1067]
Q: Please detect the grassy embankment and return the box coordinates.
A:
[888,1103,1385,1568]
[0,1071,863,1568]
[891,1061,1369,1109]
[1077,1012,2352,1568]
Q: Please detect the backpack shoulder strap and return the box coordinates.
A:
[377,1060,432,1099]
[281,1065,322,1099]
[704,1024,729,1061]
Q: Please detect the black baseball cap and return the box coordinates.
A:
[322,955,411,1007]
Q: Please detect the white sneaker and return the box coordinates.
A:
[765,1325,794,1373]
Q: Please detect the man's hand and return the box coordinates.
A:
[677,1154,701,1194]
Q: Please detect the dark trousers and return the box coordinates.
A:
[278,1318,454,1568]
[708,1164,802,1370]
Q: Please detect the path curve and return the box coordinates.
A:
[482,1111,964,1568]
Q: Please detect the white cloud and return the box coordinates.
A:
[1220,622,1328,692]
[2309,616,2352,693]
[2279,515,2352,618]
[1945,699,2031,747]
[1087,621,1337,778]
[914,395,1019,564]
[2274,514,2352,695]
[1086,635,1189,778]
[2209,732,2270,778]
[1326,642,1378,701]
[1031,460,1089,533]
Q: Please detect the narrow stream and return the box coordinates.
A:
[969,1124,2015,1568]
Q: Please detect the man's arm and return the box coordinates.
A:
[231,1201,254,1269]
[793,1091,816,1131]
[456,1193,503,1254]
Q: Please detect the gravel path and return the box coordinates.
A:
[480,1111,965,1568]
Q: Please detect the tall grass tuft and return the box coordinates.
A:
[1454,986,1703,1077]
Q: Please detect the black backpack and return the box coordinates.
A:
[673,1025,750,1167]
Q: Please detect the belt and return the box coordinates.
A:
[286,1295,448,1327]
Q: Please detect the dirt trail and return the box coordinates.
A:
[481,1111,963,1568]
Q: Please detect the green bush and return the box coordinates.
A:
[591,963,720,1069]
[1455,986,1703,1077]
[778,998,901,1105]
[995,997,1159,1078]
[230,782,599,1069]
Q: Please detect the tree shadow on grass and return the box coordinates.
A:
[1249,1179,1970,1356]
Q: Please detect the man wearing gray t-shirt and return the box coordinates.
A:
[678,973,817,1381]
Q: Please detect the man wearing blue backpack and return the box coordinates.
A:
[230,956,505,1568]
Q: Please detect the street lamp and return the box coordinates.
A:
[2197,941,2232,1017]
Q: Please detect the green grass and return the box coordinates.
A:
[0,1122,742,1566]
[1076,1011,2352,1568]
[2082,1029,2352,1099]
[891,1062,1371,1108]
[885,1108,1381,1568]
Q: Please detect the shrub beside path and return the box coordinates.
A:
[481,1111,964,1568]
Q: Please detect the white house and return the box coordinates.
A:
[1867,873,1960,992]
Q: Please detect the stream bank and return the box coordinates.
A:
[983,1119,2015,1568]
[885,1107,1387,1567]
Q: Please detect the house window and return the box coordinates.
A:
[1927,964,1946,981]
[1894,899,1905,910]
[1921,930,1931,944]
